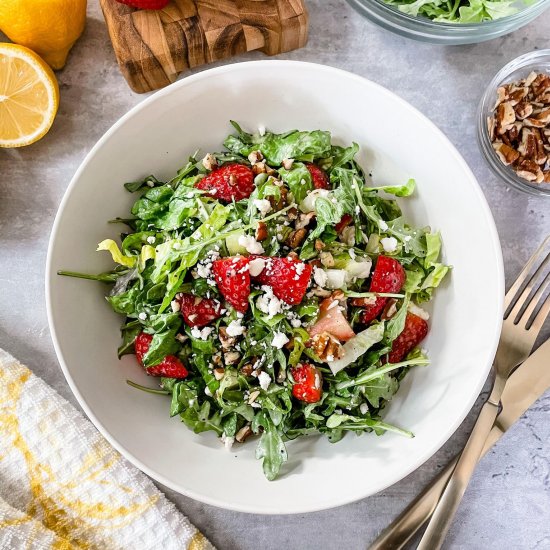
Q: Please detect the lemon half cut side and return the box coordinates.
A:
[0,43,59,148]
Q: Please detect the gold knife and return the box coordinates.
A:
[368,337,550,550]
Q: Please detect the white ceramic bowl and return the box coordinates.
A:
[46,61,503,514]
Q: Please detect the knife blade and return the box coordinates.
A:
[368,337,550,550]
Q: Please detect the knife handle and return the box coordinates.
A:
[367,457,457,550]
[368,418,506,550]
[416,399,500,550]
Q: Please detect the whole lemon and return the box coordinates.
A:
[0,0,87,70]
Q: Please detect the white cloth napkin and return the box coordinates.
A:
[0,349,214,550]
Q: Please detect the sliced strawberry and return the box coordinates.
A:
[387,312,428,363]
[253,256,312,305]
[177,293,222,327]
[134,332,188,378]
[308,295,355,342]
[351,256,406,323]
[290,363,323,403]
[212,256,250,313]
[305,163,330,190]
[335,213,353,234]
[195,163,255,203]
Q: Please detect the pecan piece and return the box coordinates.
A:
[235,425,253,443]
[219,327,236,351]
[493,142,520,166]
[310,331,345,362]
[255,221,268,242]
[286,228,307,248]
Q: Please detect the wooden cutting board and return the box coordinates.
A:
[100,0,308,93]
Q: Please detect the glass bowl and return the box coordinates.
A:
[346,0,550,45]
[478,50,550,197]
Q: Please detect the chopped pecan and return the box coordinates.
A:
[201,153,217,171]
[314,239,325,251]
[235,425,253,443]
[515,101,534,120]
[493,142,520,166]
[255,221,268,242]
[287,206,299,220]
[286,228,307,248]
[496,102,516,131]
[310,331,345,362]
[224,350,241,366]
[248,150,264,165]
[219,327,236,351]
[282,158,294,170]
[241,363,255,376]
[295,211,316,230]
[213,367,225,381]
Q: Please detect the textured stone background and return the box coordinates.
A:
[1,1,549,548]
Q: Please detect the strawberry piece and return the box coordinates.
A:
[290,363,323,403]
[351,256,406,323]
[335,213,353,234]
[387,313,428,363]
[134,332,188,378]
[212,256,250,313]
[308,295,355,342]
[253,256,312,305]
[177,293,222,327]
[195,163,255,203]
[116,0,169,9]
[305,163,330,190]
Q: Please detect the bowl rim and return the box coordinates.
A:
[45,60,504,514]
[477,49,550,197]
[367,0,550,28]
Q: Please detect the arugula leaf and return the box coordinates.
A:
[278,162,313,203]
[368,178,416,198]
[255,412,288,481]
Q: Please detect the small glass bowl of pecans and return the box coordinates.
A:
[478,50,550,197]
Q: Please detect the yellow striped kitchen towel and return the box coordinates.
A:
[0,348,214,550]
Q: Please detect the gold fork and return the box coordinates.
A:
[369,236,550,550]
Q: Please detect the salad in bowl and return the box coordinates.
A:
[60,122,449,481]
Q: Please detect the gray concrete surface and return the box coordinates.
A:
[1,1,549,548]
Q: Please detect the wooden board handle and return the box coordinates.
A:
[100,0,308,93]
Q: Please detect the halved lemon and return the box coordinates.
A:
[0,43,59,148]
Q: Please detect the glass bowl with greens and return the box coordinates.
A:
[346,0,550,45]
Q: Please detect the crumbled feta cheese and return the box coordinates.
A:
[253,199,272,217]
[313,266,328,288]
[249,257,266,277]
[191,326,213,340]
[381,236,398,253]
[221,434,234,451]
[204,387,213,397]
[170,299,181,313]
[271,331,289,349]
[146,236,156,244]
[325,269,347,289]
[256,285,285,319]
[226,319,246,337]
[258,124,266,136]
[290,318,302,328]
[360,403,369,415]
[258,371,272,391]
[138,312,147,321]
[299,189,331,213]
[355,205,361,216]
[379,220,389,231]
[238,234,264,255]
[408,302,430,321]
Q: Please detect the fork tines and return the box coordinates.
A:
[504,236,550,330]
